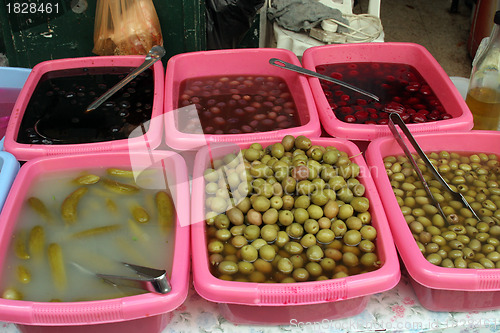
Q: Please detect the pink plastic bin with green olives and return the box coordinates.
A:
[190,137,400,325]
[365,130,500,311]
[301,43,474,141]
[0,151,190,333]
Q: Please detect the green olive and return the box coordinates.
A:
[240,245,259,262]
[218,261,239,275]
[277,257,294,274]
[338,204,354,220]
[306,245,324,262]
[259,244,277,262]
[281,135,295,151]
[316,229,335,244]
[343,230,362,246]
[295,136,312,151]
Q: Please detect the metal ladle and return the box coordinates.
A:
[269,58,380,102]
[387,112,481,224]
[86,45,166,113]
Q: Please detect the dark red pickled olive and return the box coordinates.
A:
[340,94,351,102]
[316,65,327,73]
[400,113,411,122]
[354,110,369,121]
[417,109,429,117]
[379,112,389,119]
[241,125,253,133]
[384,101,405,114]
[331,72,343,80]
[339,106,353,115]
[411,114,427,123]
[348,70,359,77]
[344,115,357,123]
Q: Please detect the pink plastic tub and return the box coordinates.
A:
[301,43,474,141]
[164,48,321,154]
[3,56,164,161]
[0,151,190,332]
[365,130,500,311]
[191,137,400,325]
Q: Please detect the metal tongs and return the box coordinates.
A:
[96,262,171,294]
[86,45,166,112]
[387,112,481,224]
[73,261,171,294]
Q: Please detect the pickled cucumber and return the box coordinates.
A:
[131,205,150,224]
[48,243,66,290]
[17,265,31,284]
[105,198,118,214]
[28,226,45,260]
[102,178,139,194]
[61,187,88,224]
[74,174,100,185]
[72,224,121,238]
[27,197,53,223]
[156,191,176,232]
[2,287,23,300]
[14,232,30,260]
[106,168,135,178]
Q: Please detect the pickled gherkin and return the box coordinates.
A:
[28,226,45,260]
[72,224,121,238]
[106,168,135,178]
[102,178,139,194]
[14,232,30,260]
[156,191,176,232]
[27,197,53,223]
[131,205,150,224]
[17,265,31,284]
[48,243,66,290]
[61,187,88,224]
[73,174,100,185]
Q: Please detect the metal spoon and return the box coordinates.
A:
[86,45,166,113]
[269,58,380,102]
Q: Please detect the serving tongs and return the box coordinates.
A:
[86,45,166,113]
[74,261,171,294]
[269,58,380,102]
[387,112,481,224]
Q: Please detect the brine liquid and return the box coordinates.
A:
[466,87,500,130]
[17,67,155,145]
[0,168,175,302]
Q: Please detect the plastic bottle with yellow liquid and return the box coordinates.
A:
[466,11,500,131]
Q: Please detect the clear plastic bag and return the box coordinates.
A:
[93,0,163,56]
